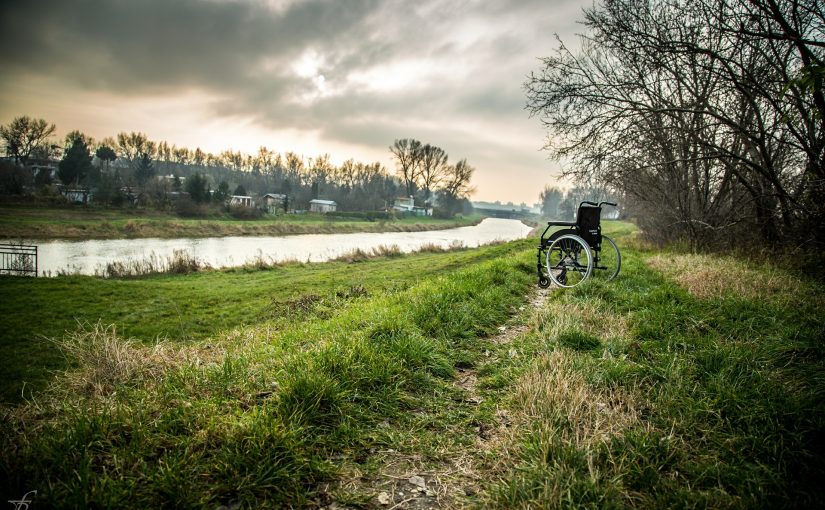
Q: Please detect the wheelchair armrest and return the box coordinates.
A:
[547,221,576,227]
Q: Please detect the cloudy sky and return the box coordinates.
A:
[0,0,591,204]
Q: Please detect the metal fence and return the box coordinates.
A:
[0,243,37,276]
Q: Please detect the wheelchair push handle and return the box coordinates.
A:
[578,200,617,207]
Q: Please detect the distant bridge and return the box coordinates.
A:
[473,206,533,220]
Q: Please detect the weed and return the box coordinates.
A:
[99,250,207,278]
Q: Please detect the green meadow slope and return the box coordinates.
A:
[1,221,823,508]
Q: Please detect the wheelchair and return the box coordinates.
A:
[537,201,621,288]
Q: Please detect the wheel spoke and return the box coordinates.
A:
[545,234,593,288]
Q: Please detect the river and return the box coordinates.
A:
[30,218,534,276]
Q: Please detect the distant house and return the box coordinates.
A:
[166,191,189,202]
[60,187,91,204]
[392,196,432,217]
[309,199,337,213]
[29,158,59,182]
[263,193,287,213]
[229,195,254,207]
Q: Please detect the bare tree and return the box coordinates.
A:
[0,116,56,165]
[441,159,475,197]
[64,130,94,150]
[417,144,449,203]
[335,159,357,190]
[116,132,156,167]
[438,159,476,216]
[389,138,422,196]
[525,0,824,248]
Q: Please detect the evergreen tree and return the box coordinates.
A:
[58,138,93,186]
[95,145,117,172]
[134,152,155,186]
[186,173,210,204]
[214,181,230,203]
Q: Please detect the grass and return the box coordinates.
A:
[1,219,823,508]
[481,227,825,509]
[0,240,528,404]
[1,240,535,508]
[0,205,481,240]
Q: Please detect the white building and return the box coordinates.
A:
[229,195,254,207]
[262,193,287,213]
[309,199,337,213]
[392,196,432,216]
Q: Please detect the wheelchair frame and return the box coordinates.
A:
[536,201,621,288]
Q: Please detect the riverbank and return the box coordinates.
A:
[0,205,482,240]
[2,220,823,507]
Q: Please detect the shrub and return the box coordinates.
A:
[229,204,262,219]
[175,196,208,218]
[0,161,31,194]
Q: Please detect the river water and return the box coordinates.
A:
[30,218,533,276]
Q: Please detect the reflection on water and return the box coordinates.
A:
[31,218,533,276]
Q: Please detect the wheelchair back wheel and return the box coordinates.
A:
[592,235,621,281]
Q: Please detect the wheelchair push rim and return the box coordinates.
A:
[545,234,593,288]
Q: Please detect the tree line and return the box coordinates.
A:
[388,138,476,215]
[526,0,824,249]
[538,184,620,221]
[0,118,475,217]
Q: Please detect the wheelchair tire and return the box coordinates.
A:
[538,276,551,288]
[545,234,593,288]
[599,235,621,280]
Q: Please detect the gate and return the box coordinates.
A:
[0,243,38,276]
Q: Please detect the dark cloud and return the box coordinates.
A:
[0,0,383,91]
[0,0,589,198]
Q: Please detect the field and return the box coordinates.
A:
[1,220,824,508]
[0,205,481,240]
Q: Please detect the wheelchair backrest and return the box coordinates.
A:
[576,205,601,247]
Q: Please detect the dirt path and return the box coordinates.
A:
[320,287,551,509]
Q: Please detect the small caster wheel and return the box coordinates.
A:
[538,277,551,288]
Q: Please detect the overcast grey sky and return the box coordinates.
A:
[0,0,591,203]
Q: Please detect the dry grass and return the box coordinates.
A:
[51,321,223,398]
[98,249,208,278]
[332,241,472,263]
[371,244,403,258]
[478,291,643,495]
[512,351,641,447]
[620,230,657,251]
[531,298,631,346]
[418,240,466,253]
[332,244,402,263]
[647,253,813,304]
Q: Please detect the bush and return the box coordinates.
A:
[229,204,262,219]
[0,161,31,194]
[175,196,208,218]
